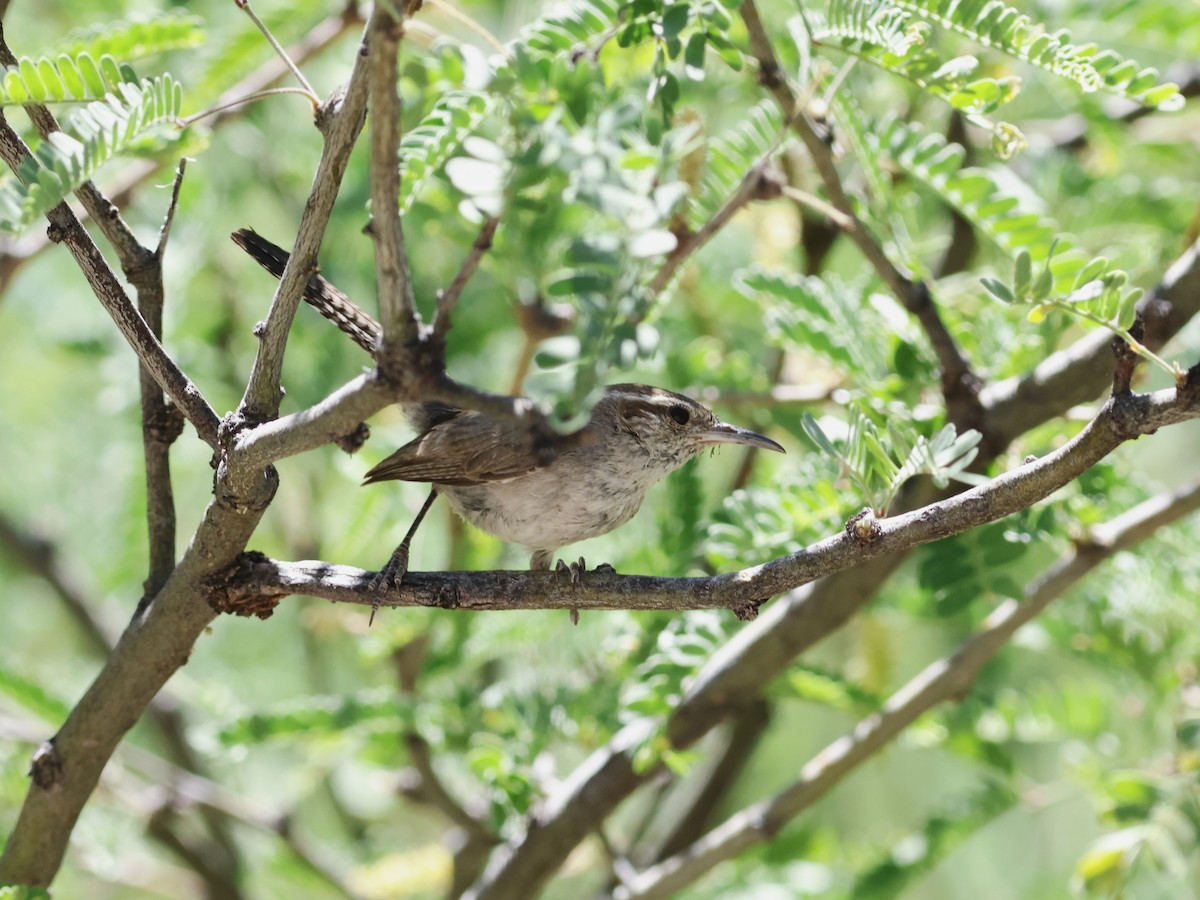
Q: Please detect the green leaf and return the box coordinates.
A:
[0,52,138,105]
[684,32,707,81]
[0,75,182,234]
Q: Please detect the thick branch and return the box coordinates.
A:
[614,479,1200,899]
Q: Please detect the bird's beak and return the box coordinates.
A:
[700,422,785,453]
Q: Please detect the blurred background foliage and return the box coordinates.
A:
[1,0,1199,897]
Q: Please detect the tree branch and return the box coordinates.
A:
[433,216,501,343]
[613,478,1200,899]
[238,24,372,422]
[366,5,422,361]
[218,384,1198,613]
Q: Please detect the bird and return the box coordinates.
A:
[361,384,785,592]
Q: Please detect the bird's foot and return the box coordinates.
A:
[367,546,410,625]
[554,558,617,626]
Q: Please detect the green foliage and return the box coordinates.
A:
[851,781,1018,897]
[51,10,206,61]
[879,115,1058,261]
[916,509,1056,616]
[893,0,1184,110]
[218,688,412,745]
[0,75,182,233]
[0,887,52,900]
[1,1,1197,898]
[399,90,491,214]
[0,665,70,724]
[982,246,1180,378]
[0,53,139,105]
[621,611,729,772]
[689,99,785,228]
[801,405,984,514]
[736,267,890,380]
[802,1,1027,155]
[800,0,1182,157]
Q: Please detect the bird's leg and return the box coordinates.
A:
[368,487,439,625]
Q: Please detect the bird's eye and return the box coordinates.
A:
[668,404,690,426]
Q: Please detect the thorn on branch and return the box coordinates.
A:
[334,421,371,454]
[206,550,283,619]
[846,507,882,544]
[750,164,786,202]
[30,740,64,790]
[148,400,186,446]
[1111,313,1146,395]
[733,599,765,621]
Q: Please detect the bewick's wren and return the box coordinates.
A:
[363,384,784,574]
[231,229,785,596]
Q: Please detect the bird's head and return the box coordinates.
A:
[589,384,785,471]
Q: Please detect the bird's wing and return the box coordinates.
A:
[362,412,547,486]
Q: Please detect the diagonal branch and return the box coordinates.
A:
[613,478,1200,899]
[0,116,221,447]
[238,24,372,422]
[433,215,501,343]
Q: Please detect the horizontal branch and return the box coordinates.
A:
[615,477,1200,899]
[217,384,1198,618]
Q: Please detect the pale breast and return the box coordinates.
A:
[438,437,675,556]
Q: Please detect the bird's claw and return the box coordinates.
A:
[554,558,617,626]
[367,548,410,625]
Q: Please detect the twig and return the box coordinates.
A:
[234,0,320,103]
[779,184,852,229]
[648,159,779,299]
[178,87,321,127]
[366,5,422,363]
[137,160,190,597]
[428,0,509,56]
[613,479,1200,899]
[433,216,501,343]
